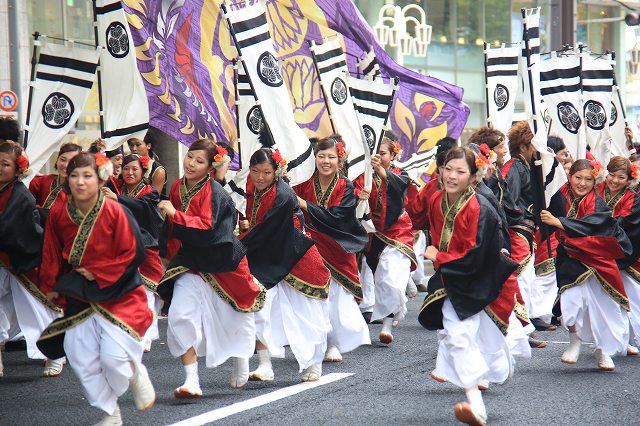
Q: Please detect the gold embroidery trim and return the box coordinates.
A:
[200,272,266,313]
[313,173,338,208]
[374,232,418,267]
[159,266,189,284]
[67,192,105,266]
[282,273,330,300]
[248,183,274,229]
[535,258,556,276]
[419,287,447,315]
[179,175,209,212]
[38,307,93,341]
[372,173,383,220]
[140,273,159,294]
[626,267,640,283]
[43,176,62,209]
[123,180,146,198]
[439,186,475,253]
[604,186,625,209]
[483,306,508,335]
[323,259,362,300]
[14,272,63,314]
[92,303,143,341]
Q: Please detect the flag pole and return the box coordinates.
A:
[484,42,491,127]
[522,7,551,257]
[23,32,40,148]
[92,1,107,142]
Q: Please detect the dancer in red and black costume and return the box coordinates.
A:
[541,159,632,371]
[354,132,417,344]
[157,139,265,397]
[38,152,155,425]
[295,136,371,363]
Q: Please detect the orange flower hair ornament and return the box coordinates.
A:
[335,141,347,158]
[95,152,114,181]
[271,149,287,176]
[391,142,401,155]
[590,160,606,184]
[214,145,228,163]
[16,152,30,180]
[474,153,491,181]
[630,161,640,187]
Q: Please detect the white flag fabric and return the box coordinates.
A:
[610,79,629,158]
[522,8,566,206]
[225,3,314,186]
[95,0,149,149]
[24,40,100,183]
[357,49,380,80]
[310,39,365,180]
[225,61,264,214]
[539,55,582,159]
[346,74,396,233]
[581,55,614,165]
[394,148,436,173]
[485,44,519,136]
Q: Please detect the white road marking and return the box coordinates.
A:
[168,372,354,426]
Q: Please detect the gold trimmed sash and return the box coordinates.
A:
[200,272,266,313]
[323,260,362,300]
[38,307,93,341]
[283,273,330,300]
[374,232,418,266]
[535,258,555,276]
[43,176,62,209]
[67,193,105,266]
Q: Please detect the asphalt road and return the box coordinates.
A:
[2,290,640,426]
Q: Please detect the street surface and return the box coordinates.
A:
[1,293,639,425]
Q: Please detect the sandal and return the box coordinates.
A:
[43,357,66,377]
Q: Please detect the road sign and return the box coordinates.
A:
[0,90,18,112]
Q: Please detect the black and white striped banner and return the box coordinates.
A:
[94,0,149,149]
[485,44,519,136]
[225,3,314,186]
[522,7,566,205]
[357,49,380,80]
[24,39,99,182]
[539,55,582,159]
[225,61,263,214]
[310,39,365,180]
[581,54,614,164]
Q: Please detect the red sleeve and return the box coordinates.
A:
[84,203,138,289]
[39,207,65,295]
[28,176,45,206]
[353,174,364,196]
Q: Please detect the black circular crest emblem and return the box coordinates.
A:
[105,22,129,58]
[610,101,618,126]
[257,52,283,87]
[557,102,581,134]
[493,84,509,111]
[362,125,375,152]
[246,105,265,135]
[42,93,74,129]
[583,100,607,130]
[331,77,348,105]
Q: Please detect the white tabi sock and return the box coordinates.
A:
[465,387,487,420]
[183,362,200,389]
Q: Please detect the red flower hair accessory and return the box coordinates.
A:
[138,155,151,170]
[590,160,606,183]
[479,143,497,164]
[271,149,287,176]
[630,161,640,186]
[391,142,401,155]
[335,141,346,158]
[474,153,491,181]
[214,145,228,163]
[16,152,30,180]
[95,152,114,181]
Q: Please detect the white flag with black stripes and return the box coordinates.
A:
[310,39,365,180]
[95,0,149,149]
[225,61,264,214]
[24,39,100,182]
[539,55,582,159]
[225,3,314,186]
[581,55,614,164]
[357,49,380,80]
[485,44,519,137]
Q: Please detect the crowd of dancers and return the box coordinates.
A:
[1,115,639,426]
